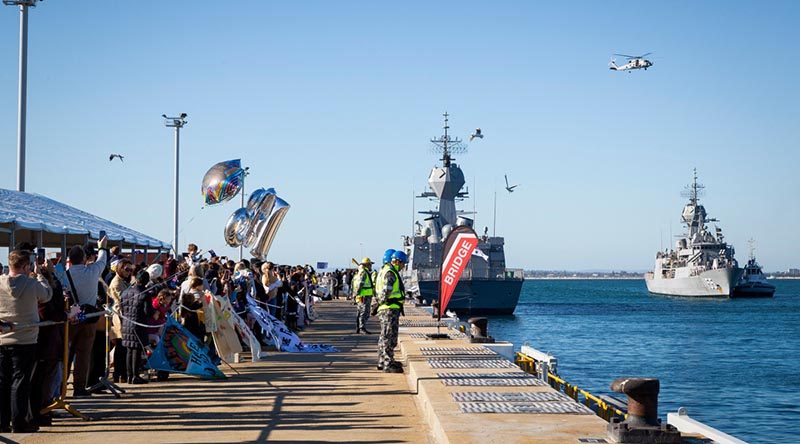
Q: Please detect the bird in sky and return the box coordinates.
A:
[109,154,125,162]
[469,128,483,142]
[505,174,518,193]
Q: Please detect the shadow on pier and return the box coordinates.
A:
[18,300,429,444]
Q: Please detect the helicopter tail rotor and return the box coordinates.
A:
[609,57,618,70]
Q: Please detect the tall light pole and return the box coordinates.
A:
[163,113,188,256]
[3,0,39,192]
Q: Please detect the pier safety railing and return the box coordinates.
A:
[515,347,626,422]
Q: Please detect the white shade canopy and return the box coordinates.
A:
[0,188,171,250]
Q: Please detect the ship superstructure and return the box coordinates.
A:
[645,170,743,297]
[402,113,523,315]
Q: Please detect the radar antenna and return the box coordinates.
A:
[681,168,705,204]
[430,112,467,167]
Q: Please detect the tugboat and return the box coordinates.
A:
[645,170,743,297]
[402,113,523,315]
[732,240,776,298]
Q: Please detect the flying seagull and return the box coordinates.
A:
[469,128,483,142]
[504,174,518,193]
[109,154,125,163]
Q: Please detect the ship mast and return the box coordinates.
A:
[681,168,712,238]
[420,112,469,227]
[685,168,704,206]
[430,112,466,167]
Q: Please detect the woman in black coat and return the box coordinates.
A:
[31,270,67,426]
[121,270,154,384]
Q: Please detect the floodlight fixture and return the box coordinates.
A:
[163,113,188,128]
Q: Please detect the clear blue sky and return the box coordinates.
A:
[1,1,798,271]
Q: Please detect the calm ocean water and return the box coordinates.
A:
[488,279,800,444]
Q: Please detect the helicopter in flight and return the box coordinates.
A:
[609,53,653,72]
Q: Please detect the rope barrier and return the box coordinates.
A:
[251,298,281,309]
[110,306,170,329]
[0,307,110,333]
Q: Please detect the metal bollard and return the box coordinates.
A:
[607,377,682,444]
[611,378,660,426]
[468,317,495,343]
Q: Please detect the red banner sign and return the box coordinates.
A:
[439,225,479,318]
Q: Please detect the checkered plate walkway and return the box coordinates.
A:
[409,332,468,340]
[452,392,572,403]
[437,372,547,386]
[400,320,450,327]
[459,401,594,414]
[427,358,517,369]
[421,347,497,356]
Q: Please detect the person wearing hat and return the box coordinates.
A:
[352,257,375,334]
[374,250,408,373]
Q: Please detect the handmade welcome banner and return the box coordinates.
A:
[210,291,262,362]
[207,292,243,362]
[146,317,226,379]
[246,295,337,353]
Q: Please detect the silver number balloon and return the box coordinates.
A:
[223,207,249,247]
[250,197,290,259]
[223,187,290,259]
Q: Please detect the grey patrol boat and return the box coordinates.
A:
[402,113,523,315]
[645,170,743,297]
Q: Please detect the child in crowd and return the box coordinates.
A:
[180,277,206,340]
[149,289,173,345]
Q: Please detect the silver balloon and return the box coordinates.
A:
[202,159,245,206]
[250,198,290,259]
[223,207,249,247]
[244,189,276,248]
[223,186,290,259]
[246,188,275,217]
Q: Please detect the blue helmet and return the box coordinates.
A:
[382,249,396,264]
[391,250,408,263]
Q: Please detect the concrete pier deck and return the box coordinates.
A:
[18,299,430,444]
[13,299,612,444]
[397,306,608,444]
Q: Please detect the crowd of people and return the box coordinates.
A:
[0,239,330,434]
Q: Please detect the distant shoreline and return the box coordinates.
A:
[523,276,800,280]
[525,277,642,280]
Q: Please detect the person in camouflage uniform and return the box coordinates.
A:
[352,257,375,334]
[374,250,407,373]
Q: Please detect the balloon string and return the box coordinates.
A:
[178,206,206,236]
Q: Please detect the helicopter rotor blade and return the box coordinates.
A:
[613,53,637,59]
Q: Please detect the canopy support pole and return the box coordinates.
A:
[132,244,137,265]
[143,246,148,265]
[9,222,16,250]
[61,234,67,265]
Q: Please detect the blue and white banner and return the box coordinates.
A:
[146,317,226,379]
[247,296,337,353]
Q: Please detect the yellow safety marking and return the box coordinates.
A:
[514,352,627,421]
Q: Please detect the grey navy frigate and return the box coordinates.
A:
[645,170,743,297]
[402,113,523,315]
